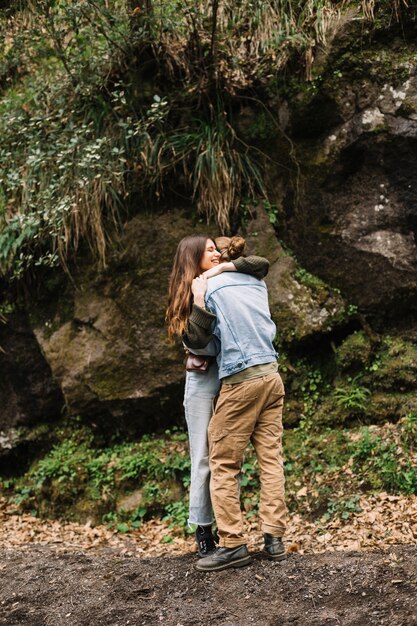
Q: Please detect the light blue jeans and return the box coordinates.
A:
[183,362,221,527]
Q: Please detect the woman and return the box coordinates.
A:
[166,234,269,556]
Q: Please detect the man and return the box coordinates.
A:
[186,260,287,572]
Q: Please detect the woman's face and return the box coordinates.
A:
[199,239,221,272]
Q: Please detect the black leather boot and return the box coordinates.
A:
[263,534,286,560]
[195,525,217,557]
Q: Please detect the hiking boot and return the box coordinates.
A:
[195,525,217,557]
[263,534,286,560]
[196,545,251,572]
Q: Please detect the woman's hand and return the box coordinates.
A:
[191,275,208,308]
[201,262,236,279]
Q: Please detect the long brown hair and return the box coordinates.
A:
[166,234,211,340]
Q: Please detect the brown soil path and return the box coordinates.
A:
[0,545,416,625]
[0,494,417,625]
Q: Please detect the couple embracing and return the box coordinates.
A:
[166,234,287,572]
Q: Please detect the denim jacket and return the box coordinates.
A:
[204,272,277,379]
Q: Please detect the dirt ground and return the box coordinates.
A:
[0,544,416,626]
[1,494,417,625]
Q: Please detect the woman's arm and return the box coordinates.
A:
[183,304,215,349]
[201,256,269,280]
[201,261,235,279]
[232,255,269,279]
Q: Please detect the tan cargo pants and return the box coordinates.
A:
[208,372,286,548]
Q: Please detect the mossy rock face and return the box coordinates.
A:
[0,311,64,470]
[267,256,348,344]
[281,397,306,427]
[369,335,417,392]
[281,37,417,323]
[302,388,415,429]
[245,208,348,345]
[365,391,417,423]
[244,205,284,264]
[8,423,191,524]
[33,477,186,525]
[312,330,417,426]
[31,209,200,433]
[281,323,417,429]
[336,331,373,371]
[309,396,349,428]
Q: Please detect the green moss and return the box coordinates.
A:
[398,99,417,116]
[329,43,415,88]
[280,327,417,429]
[295,267,326,293]
[89,362,137,400]
[371,336,417,391]
[371,123,389,134]
[365,391,417,423]
[336,331,373,371]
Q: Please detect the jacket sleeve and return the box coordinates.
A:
[232,255,270,279]
[183,304,216,349]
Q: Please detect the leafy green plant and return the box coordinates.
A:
[366,356,381,373]
[401,413,417,447]
[0,27,129,276]
[299,368,326,421]
[295,268,325,291]
[0,298,14,322]
[116,522,130,534]
[29,439,87,490]
[322,495,362,522]
[163,500,192,533]
[263,201,279,226]
[334,376,371,413]
[347,304,358,317]
[350,427,417,495]
[283,426,352,516]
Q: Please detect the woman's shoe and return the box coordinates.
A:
[195,525,217,557]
